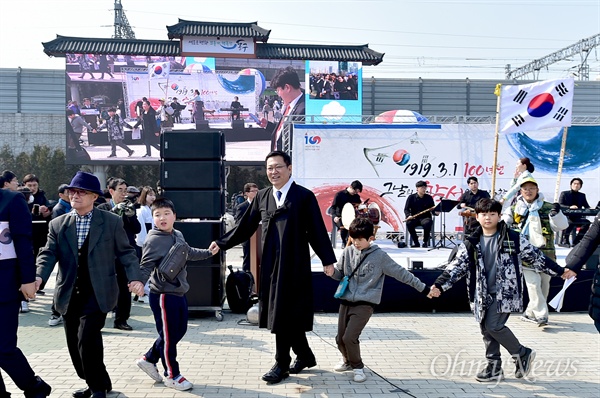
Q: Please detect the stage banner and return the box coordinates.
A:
[292,124,600,235]
[123,70,257,119]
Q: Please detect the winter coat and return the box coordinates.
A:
[435,221,564,323]
[97,115,133,141]
[216,182,336,333]
[565,214,600,323]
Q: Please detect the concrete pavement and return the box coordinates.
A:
[7,246,600,397]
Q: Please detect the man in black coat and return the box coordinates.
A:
[565,214,600,333]
[457,176,490,237]
[210,151,336,384]
[0,189,51,397]
[234,183,259,272]
[559,177,591,246]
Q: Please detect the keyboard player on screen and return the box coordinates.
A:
[230,96,242,120]
[559,178,591,247]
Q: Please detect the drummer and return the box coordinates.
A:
[331,180,363,248]
[457,176,490,237]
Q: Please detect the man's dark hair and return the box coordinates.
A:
[151,198,176,214]
[0,170,17,186]
[66,109,75,116]
[520,157,535,173]
[266,150,292,166]
[350,180,363,191]
[474,198,502,215]
[22,174,39,184]
[415,180,427,188]
[58,183,69,194]
[349,217,374,240]
[570,177,583,187]
[107,178,127,191]
[244,182,258,193]
[467,176,478,184]
[270,66,301,90]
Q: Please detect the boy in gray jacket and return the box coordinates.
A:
[324,217,438,382]
[136,198,215,391]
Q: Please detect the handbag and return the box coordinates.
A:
[333,253,371,299]
[158,240,189,282]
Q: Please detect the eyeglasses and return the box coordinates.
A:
[267,165,287,173]
[249,189,259,193]
[520,187,538,192]
[69,189,90,197]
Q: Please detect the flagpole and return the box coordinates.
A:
[553,126,569,202]
[491,84,502,198]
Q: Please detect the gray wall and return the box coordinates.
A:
[1,68,598,155]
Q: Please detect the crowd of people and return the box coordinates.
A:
[308,73,359,100]
[2,148,599,396]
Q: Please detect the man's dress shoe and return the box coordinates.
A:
[289,358,317,374]
[261,364,289,384]
[72,383,111,398]
[114,322,133,331]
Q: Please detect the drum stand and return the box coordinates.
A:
[429,199,460,251]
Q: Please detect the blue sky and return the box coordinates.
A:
[1,0,598,80]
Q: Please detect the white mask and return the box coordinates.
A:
[28,195,34,204]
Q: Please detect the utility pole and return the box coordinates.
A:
[113,0,136,39]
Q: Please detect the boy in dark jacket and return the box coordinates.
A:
[136,198,214,391]
[324,217,438,383]
[434,199,574,383]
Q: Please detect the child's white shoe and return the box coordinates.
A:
[164,374,193,390]
[353,368,367,382]
[333,360,352,372]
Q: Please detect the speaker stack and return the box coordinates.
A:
[160,131,227,315]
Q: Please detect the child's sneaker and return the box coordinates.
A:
[136,357,162,382]
[333,360,352,372]
[519,314,538,324]
[164,374,193,391]
[475,363,504,382]
[514,347,536,379]
[353,368,367,382]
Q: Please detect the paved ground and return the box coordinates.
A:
[7,246,600,397]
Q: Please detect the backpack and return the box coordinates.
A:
[225,265,255,313]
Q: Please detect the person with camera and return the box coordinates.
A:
[98,178,141,331]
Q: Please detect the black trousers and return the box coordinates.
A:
[114,262,131,324]
[274,330,315,370]
[407,217,433,244]
[0,299,38,392]
[63,291,111,392]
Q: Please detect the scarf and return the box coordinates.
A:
[514,194,546,248]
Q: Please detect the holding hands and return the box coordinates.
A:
[323,264,334,276]
[427,285,441,299]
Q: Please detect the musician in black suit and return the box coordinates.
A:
[0,188,51,397]
[559,178,591,247]
[330,180,363,248]
[230,96,242,120]
[234,183,259,271]
[259,67,305,151]
[404,180,436,248]
[457,176,490,236]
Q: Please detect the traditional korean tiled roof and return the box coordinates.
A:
[167,20,271,41]
[256,43,384,65]
[42,36,180,57]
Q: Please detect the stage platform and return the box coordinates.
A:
[308,237,596,314]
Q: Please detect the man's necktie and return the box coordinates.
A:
[276,191,282,201]
[274,105,291,150]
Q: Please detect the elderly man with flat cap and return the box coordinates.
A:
[35,171,144,398]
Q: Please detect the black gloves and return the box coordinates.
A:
[550,202,561,217]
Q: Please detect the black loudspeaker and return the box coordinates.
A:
[186,265,225,308]
[161,161,225,190]
[161,189,224,219]
[161,131,224,160]
[195,120,210,131]
[231,119,245,130]
[174,221,223,266]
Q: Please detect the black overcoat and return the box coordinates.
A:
[216,182,336,333]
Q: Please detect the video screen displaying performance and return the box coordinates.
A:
[64,54,362,164]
